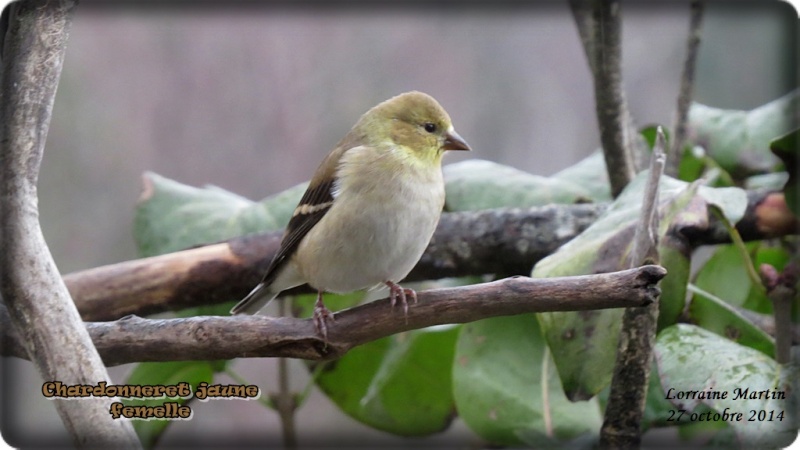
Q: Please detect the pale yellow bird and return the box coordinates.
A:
[231,91,471,339]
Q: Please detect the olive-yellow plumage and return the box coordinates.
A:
[231,91,470,339]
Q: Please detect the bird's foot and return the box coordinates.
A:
[385,281,417,322]
[313,292,335,345]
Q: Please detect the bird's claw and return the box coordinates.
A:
[386,281,417,323]
[313,295,335,346]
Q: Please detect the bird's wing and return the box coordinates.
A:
[255,141,364,289]
[257,176,336,288]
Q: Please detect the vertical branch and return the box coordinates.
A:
[760,261,798,365]
[0,1,140,447]
[569,0,596,74]
[585,0,637,197]
[600,128,666,449]
[275,299,298,449]
[666,0,706,176]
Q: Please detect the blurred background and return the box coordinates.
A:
[2,1,796,447]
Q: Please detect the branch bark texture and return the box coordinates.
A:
[1,266,666,365]
[0,1,140,447]
[600,128,667,449]
[59,190,795,322]
[68,203,605,321]
[590,0,637,196]
[666,0,706,176]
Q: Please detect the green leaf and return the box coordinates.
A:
[314,325,459,436]
[694,245,754,309]
[549,152,612,201]
[677,145,707,182]
[134,172,305,257]
[745,172,790,191]
[123,361,216,448]
[534,173,748,398]
[687,90,798,178]
[643,361,682,429]
[443,158,608,211]
[694,244,771,313]
[640,125,669,150]
[752,243,791,274]
[453,315,601,446]
[687,284,775,358]
[770,128,799,215]
[655,324,799,447]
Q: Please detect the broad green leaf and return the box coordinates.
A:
[694,244,772,313]
[135,172,306,257]
[549,151,612,201]
[745,172,789,191]
[770,129,799,215]
[643,360,683,429]
[677,145,707,182]
[453,315,601,446]
[443,159,607,211]
[534,172,747,398]
[752,243,791,274]
[655,324,799,447]
[123,361,216,448]
[687,90,798,178]
[313,325,459,436]
[687,284,775,358]
[694,245,754,309]
[640,125,669,150]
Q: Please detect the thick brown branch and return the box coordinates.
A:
[58,191,796,323]
[67,204,605,321]
[2,266,667,365]
[0,1,140,447]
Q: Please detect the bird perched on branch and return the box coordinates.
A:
[231,91,471,340]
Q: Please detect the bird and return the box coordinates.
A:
[231,91,471,341]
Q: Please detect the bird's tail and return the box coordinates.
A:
[230,283,279,315]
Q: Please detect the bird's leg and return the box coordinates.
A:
[313,290,334,343]
[385,281,418,318]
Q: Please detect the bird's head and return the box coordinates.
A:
[359,91,471,165]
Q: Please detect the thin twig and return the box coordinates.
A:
[569,0,596,73]
[600,128,666,449]
[1,266,667,365]
[760,261,799,364]
[276,298,298,449]
[667,0,706,176]
[0,2,140,447]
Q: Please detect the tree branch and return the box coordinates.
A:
[56,190,796,322]
[666,0,706,176]
[760,260,798,364]
[2,266,667,365]
[589,0,637,196]
[67,204,606,321]
[600,128,666,449]
[569,0,596,73]
[0,1,140,447]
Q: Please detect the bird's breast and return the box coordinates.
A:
[294,151,444,293]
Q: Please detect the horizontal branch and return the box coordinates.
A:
[68,204,605,321]
[2,266,667,365]
[61,190,796,322]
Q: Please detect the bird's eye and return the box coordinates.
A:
[423,122,437,133]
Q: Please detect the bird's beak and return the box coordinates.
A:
[443,129,471,151]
